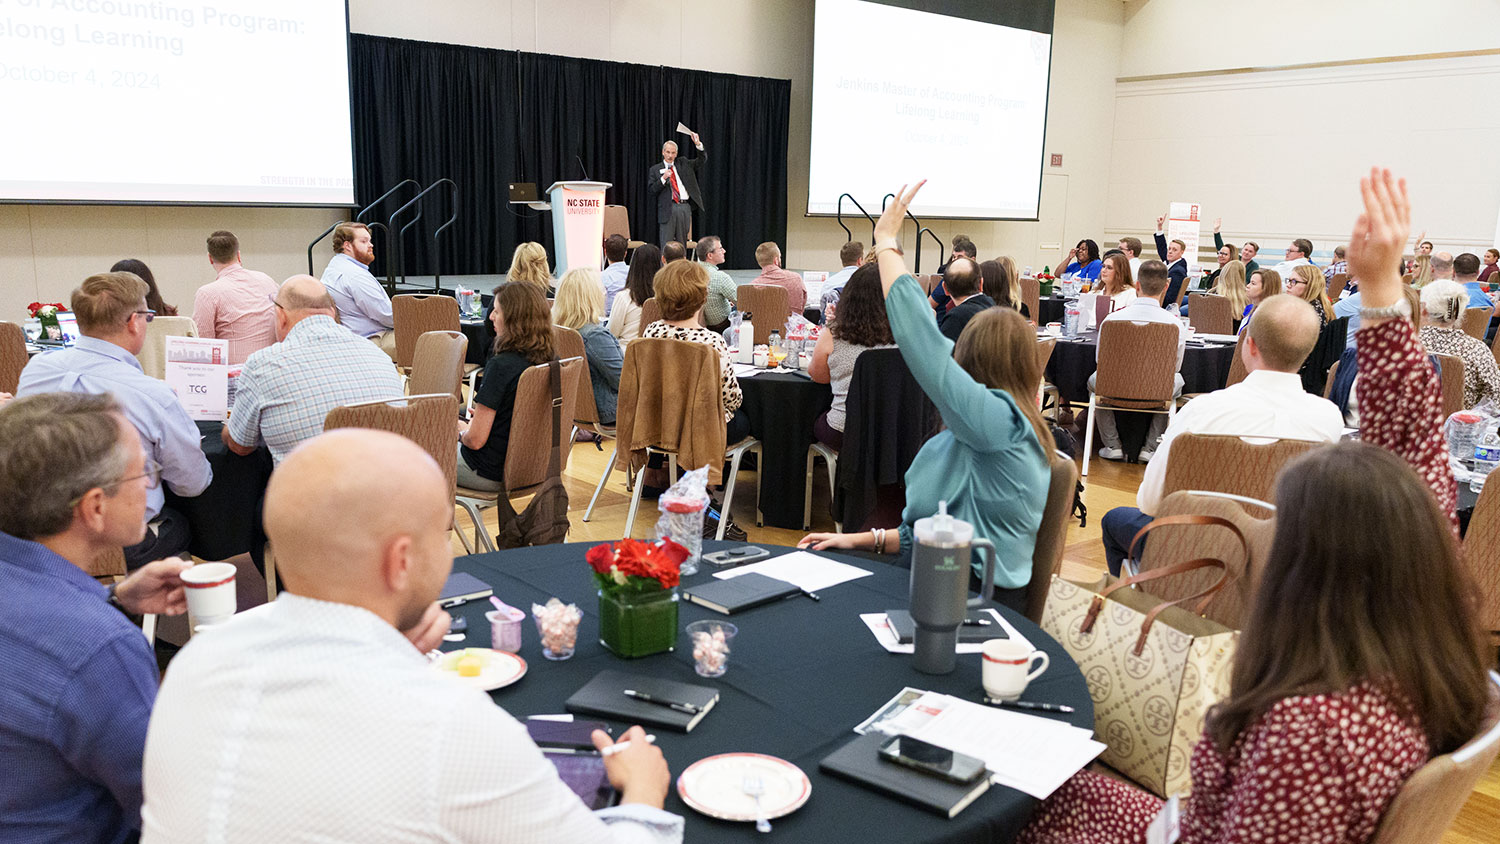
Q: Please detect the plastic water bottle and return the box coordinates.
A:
[1063,304,1081,338]
[767,330,783,366]
[1473,427,1500,492]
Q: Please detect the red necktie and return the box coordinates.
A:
[668,167,681,203]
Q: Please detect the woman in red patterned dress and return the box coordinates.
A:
[1019,169,1491,844]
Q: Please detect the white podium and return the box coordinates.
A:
[546,180,611,277]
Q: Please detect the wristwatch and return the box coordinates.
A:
[106,582,130,616]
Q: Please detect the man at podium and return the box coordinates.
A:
[649,132,706,248]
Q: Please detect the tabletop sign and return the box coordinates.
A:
[1166,201,1202,275]
[164,335,229,421]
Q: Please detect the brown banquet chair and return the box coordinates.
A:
[1159,432,1321,511]
[1188,293,1233,336]
[1024,450,1079,624]
[1462,306,1493,341]
[0,320,26,394]
[1081,320,1180,476]
[736,285,791,344]
[392,294,461,374]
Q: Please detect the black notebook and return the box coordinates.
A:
[883,609,1008,645]
[439,572,493,608]
[683,572,800,614]
[819,732,991,818]
[565,670,720,733]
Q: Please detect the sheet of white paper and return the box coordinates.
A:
[907,695,1104,799]
[732,363,764,378]
[712,551,873,592]
[675,121,693,136]
[164,335,229,421]
[859,611,999,655]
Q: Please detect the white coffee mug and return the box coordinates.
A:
[182,562,238,628]
[982,638,1049,701]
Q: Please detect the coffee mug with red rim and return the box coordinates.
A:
[981,638,1049,701]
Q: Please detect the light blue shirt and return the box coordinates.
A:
[600,261,629,315]
[228,315,404,464]
[17,336,211,520]
[886,273,1049,590]
[1464,282,1494,310]
[819,264,859,314]
[1334,292,1362,349]
[320,253,394,337]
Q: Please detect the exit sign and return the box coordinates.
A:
[1050,153,1063,167]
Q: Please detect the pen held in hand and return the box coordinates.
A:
[599,733,657,757]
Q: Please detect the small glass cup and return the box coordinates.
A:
[686,620,737,677]
[533,603,580,660]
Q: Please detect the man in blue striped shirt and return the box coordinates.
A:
[0,392,193,844]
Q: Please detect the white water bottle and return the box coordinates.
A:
[737,311,755,364]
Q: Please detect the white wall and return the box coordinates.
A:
[1108,0,1500,258]
[2,0,1125,315]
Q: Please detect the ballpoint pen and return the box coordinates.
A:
[984,698,1076,714]
[623,689,702,714]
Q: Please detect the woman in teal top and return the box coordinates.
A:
[800,181,1053,611]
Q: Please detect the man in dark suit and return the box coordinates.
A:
[1153,214,1189,309]
[648,132,706,248]
[938,258,994,342]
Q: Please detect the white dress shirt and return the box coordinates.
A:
[141,594,683,844]
[1135,369,1344,514]
[1272,257,1312,280]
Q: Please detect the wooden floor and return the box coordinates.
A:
[444,437,1497,840]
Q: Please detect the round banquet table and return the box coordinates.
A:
[1036,296,1066,327]
[460,317,489,366]
[735,371,833,529]
[165,420,273,561]
[442,541,1094,844]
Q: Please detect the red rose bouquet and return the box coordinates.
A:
[586,538,688,594]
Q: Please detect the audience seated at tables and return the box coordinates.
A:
[139,428,682,843]
[1287,264,1335,327]
[1152,217,1190,307]
[983,257,1024,315]
[17,271,211,568]
[1213,220,1260,274]
[553,267,622,425]
[1098,294,1343,575]
[190,230,279,365]
[222,276,402,465]
[607,243,661,344]
[1019,170,1491,844]
[1324,243,1348,281]
[751,241,807,316]
[1454,252,1493,309]
[601,234,631,315]
[1328,285,1425,429]
[507,241,554,296]
[320,222,396,358]
[0,392,192,844]
[808,263,896,450]
[800,181,1052,613]
[1202,241,1237,288]
[694,235,738,333]
[928,236,977,313]
[641,260,751,445]
[1410,253,1433,287]
[1116,235,1144,278]
[937,258,994,342]
[662,240,687,263]
[1095,253,1136,309]
[1062,238,1102,281]
[1432,250,1456,281]
[1480,248,1499,284]
[1240,267,1282,330]
[818,240,865,317]
[111,258,178,317]
[1271,236,1316,280]
[1210,258,1251,322]
[1418,280,1500,409]
[459,282,555,492]
[1089,260,1189,463]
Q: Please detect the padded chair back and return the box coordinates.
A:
[1025,451,1079,624]
[1019,275,1041,324]
[392,294,460,369]
[136,316,198,380]
[1035,338,1056,374]
[502,357,584,494]
[1225,330,1250,387]
[833,348,939,530]
[639,297,662,336]
[603,205,643,250]
[1434,353,1465,417]
[1188,293,1234,336]
[1094,294,1114,327]
[918,274,942,296]
[86,545,128,579]
[737,285,790,343]
[1135,490,1277,629]
[1094,320,1180,406]
[1369,673,1500,844]
[324,393,459,497]
[1161,433,1321,510]
[615,338,728,483]
[1462,307,1494,341]
[551,325,598,426]
[0,320,26,394]
[1322,358,1341,399]
[1462,478,1500,634]
[1298,316,1348,396]
[1329,272,1349,299]
[407,330,468,404]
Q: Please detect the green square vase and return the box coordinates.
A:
[598,587,679,658]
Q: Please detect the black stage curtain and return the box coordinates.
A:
[349,35,790,275]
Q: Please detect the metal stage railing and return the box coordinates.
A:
[388,178,458,293]
[836,193,876,244]
[305,179,421,277]
[881,193,944,273]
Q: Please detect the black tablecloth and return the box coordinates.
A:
[444,541,1093,844]
[1037,297,1066,327]
[1459,482,1478,535]
[736,373,833,529]
[165,421,273,561]
[1045,333,1236,404]
[461,318,489,366]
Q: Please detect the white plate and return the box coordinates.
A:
[676,752,811,822]
[433,648,527,691]
[1195,333,1240,344]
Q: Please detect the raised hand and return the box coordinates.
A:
[874,181,924,244]
[1156,214,1166,232]
[1347,167,1410,312]
[1213,217,1222,233]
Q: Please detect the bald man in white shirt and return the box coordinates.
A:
[141,429,681,843]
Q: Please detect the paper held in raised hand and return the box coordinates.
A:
[676,121,694,136]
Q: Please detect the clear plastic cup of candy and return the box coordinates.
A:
[686,620,737,677]
[532,598,582,660]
